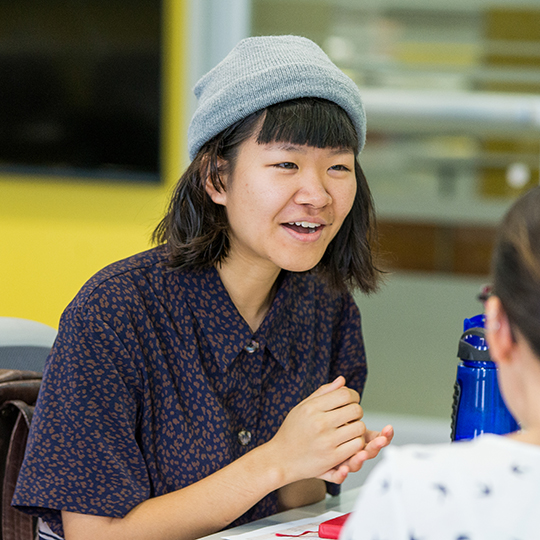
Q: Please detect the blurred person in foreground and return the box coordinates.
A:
[342,186,540,540]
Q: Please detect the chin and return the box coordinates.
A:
[279,259,321,273]
[269,248,326,274]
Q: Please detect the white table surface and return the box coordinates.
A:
[197,487,361,540]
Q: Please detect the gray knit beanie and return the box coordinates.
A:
[187,35,366,160]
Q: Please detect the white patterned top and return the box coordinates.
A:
[341,434,540,540]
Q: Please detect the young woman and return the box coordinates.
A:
[13,36,393,540]
[342,186,540,540]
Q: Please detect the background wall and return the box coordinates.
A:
[0,0,188,329]
[356,271,487,419]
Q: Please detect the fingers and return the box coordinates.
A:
[320,402,364,433]
[306,377,360,408]
[380,424,394,443]
[323,388,362,414]
[306,389,364,451]
[305,381,361,416]
[344,427,394,472]
[316,424,396,484]
[269,377,367,484]
[307,376,345,399]
[362,435,388,458]
[307,379,365,450]
[363,427,393,459]
[318,463,350,484]
[365,425,394,445]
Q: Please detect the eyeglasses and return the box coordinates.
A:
[477,284,493,304]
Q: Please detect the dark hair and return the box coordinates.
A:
[492,186,540,357]
[153,97,381,294]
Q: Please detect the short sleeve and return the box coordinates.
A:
[13,303,149,535]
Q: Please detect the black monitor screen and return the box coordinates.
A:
[0,1,162,182]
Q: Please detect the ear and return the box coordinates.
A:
[203,158,228,207]
[485,296,515,365]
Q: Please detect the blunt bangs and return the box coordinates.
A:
[256,98,359,152]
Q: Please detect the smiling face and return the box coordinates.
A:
[205,133,357,276]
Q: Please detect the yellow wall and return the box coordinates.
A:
[0,0,188,329]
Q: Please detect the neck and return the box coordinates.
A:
[216,257,282,333]
[499,338,540,446]
[508,428,540,446]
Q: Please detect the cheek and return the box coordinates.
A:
[347,183,358,212]
[226,185,275,228]
[334,181,357,219]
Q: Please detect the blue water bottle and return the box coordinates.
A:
[451,314,519,441]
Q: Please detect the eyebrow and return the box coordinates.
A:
[265,143,353,156]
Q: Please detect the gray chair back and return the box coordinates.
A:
[0,318,57,373]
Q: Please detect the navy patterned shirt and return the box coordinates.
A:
[13,246,367,538]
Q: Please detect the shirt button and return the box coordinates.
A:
[244,339,259,354]
[237,429,252,446]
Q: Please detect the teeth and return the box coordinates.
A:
[289,221,321,228]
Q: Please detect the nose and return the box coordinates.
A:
[293,171,332,208]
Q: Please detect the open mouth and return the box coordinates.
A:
[283,221,323,234]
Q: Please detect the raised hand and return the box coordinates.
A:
[267,376,367,485]
[319,424,395,483]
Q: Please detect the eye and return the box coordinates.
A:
[274,162,297,170]
[329,164,351,172]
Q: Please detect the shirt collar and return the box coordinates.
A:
[184,267,248,372]
[265,272,317,371]
[184,268,297,372]
[259,273,294,370]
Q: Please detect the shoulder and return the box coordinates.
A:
[363,434,540,501]
[67,246,189,313]
[353,439,479,505]
[56,246,204,341]
[77,247,167,297]
[376,437,493,478]
[386,434,540,468]
[345,436,540,540]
